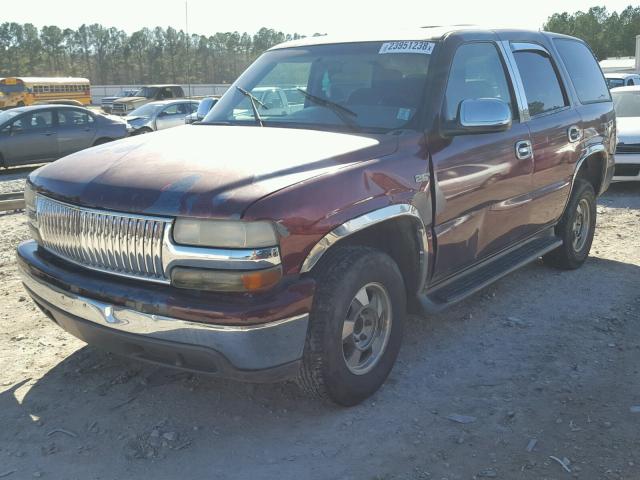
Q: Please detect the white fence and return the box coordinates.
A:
[91,84,230,104]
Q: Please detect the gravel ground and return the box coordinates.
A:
[0,183,639,480]
[0,165,40,195]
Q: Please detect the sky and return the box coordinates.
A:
[3,0,636,37]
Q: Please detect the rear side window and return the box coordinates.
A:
[554,39,610,104]
[514,51,567,116]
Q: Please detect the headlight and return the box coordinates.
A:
[173,218,278,249]
[171,218,281,292]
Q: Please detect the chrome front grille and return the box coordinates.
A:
[112,103,127,113]
[36,195,171,283]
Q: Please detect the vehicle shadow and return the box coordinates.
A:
[600,181,640,209]
[1,255,639,479]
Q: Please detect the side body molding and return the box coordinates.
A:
[300,204,429,289]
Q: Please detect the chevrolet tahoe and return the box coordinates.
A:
[18,27,615,406]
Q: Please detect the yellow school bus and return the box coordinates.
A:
[0,77,91,109]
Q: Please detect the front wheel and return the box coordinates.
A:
[543,178,596,270]
[297,246,406,406]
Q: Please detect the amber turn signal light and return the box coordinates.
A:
[171,266,282,292]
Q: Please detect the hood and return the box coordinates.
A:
[125,115,150,122]
[115,97,147,104]
[616,117,640,144]
[29,125,398,218]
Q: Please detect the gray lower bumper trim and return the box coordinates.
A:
[20,272,309,371]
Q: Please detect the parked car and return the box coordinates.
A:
[101,88,139,114]
[0,105,127,167]
[185,97,219,124]
[125,100,199,134]
[19,28,615,406]
[604,72,640,89]
[611,86,640,181]
[233,86,304,118]
[112,85,185,115]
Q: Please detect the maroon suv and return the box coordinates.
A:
[18,27,615,406]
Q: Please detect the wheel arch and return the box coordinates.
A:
[93,137,113,146]
[572,144,608,197]
[300,204,429,298]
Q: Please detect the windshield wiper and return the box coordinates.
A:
[236,86,268,126]
[296,88,361,131]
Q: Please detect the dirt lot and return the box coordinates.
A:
[0,181,639,480]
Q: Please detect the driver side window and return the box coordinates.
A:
[444,43,515,123]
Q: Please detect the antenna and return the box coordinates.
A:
[185,0,192,98]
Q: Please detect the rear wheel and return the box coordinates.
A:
[297,246,406,406]
[543,178,596,270]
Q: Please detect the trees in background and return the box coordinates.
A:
[544,5,640,59]
[0,23,303,84]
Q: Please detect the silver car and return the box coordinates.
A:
[185,97,219,124]
[125,100,199,135]
[0,105,128,168]
[611,86,640,181]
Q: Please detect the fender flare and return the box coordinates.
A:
[570,143,609,197]
[300,203,429,291]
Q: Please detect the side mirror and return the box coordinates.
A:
[158,111,168,117]
[444,98,512,136]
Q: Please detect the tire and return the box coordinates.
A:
[297,246,406,406]
[543,178,596,270]
[16,101,25,108]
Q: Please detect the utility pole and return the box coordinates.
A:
[185,0,192,98]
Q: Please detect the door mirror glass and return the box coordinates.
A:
[458,98,512,133]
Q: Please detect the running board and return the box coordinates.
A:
[419,232,562,314]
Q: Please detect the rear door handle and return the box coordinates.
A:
[568,125,583,143]
[515,140,533,160]
[40,132,55,136]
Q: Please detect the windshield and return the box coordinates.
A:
[0,84,26,94]
[129,103,162,118]
[607,78,625,89]
[612,91,640,117]
[0,110,21,126]
[203,41,434,133]
[136,87,158,98]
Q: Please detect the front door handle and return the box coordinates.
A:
[40,131,55,136]
[568,125,583,143]
[515,140,533,160]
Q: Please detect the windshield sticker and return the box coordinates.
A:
[397,108,412,121]
[379,41,435,55]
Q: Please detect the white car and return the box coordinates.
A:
[611,86,640,181]
[605,73,640,90]
[125,99,199,135]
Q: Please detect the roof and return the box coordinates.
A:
[145,99,199,106]
[269,26,466,50]
[599,57,638,73]
[604,72,639,79]
[269,26,562,50]
[611,86,640,93]
[6,104,91,113]
[2,77,89,84]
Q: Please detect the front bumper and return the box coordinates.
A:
[17,241,312,382]
[613,153,640,181]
